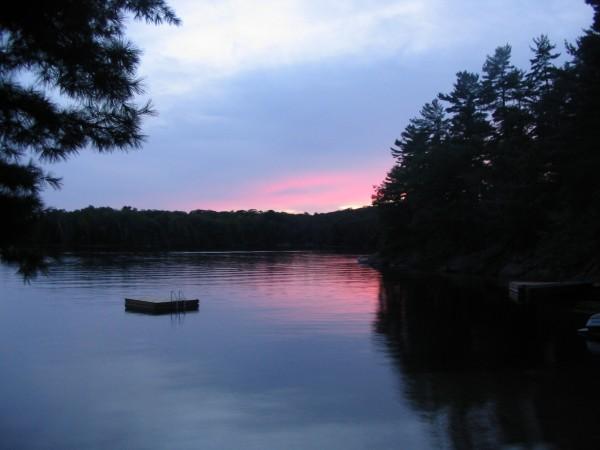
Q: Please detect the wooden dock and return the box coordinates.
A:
[508,281,595,305]
[125,298,199,314]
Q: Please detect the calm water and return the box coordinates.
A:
[1,252,599,450]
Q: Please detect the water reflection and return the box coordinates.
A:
[1,252,404,450]
[54,251,380,335]
[2,253,600,449]
[375,275,600,450]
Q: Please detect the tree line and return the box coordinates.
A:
[32,206,379,252]
[374,0,600,275]
[3,1,600,278]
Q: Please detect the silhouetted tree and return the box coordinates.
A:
[527,35,560,100]
[31,206,380,252]
[375,0,600,275]
[439,71,490,143]
[557,0,600,210]
[0,0,179,258]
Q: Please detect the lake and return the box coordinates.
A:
[1,252,599,449]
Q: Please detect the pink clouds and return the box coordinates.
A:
[181,165,388,213]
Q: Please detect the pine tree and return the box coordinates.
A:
[480,45,529,139]
[438,72,491,143]
[559,0,600,209]
[527,35,560,98]
[0,0,179,253]
[374,0,600,274]
[377,100,448,206]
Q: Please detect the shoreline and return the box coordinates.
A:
[363,250,600,284]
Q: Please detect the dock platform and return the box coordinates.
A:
[125,298,199,314]
[508,281,595,304]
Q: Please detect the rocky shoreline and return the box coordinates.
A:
[363,248,600,283]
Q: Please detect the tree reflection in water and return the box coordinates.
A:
[374,275,600,450]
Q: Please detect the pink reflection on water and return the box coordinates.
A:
[227,255,382,335]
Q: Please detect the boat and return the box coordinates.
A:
[125,297,199,314]
[578,313,600,340]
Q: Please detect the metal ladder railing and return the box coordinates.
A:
[170,290,186,314]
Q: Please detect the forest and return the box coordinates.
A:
[2,0,599,279]
[31,206,379,252]
[373,1,600,277]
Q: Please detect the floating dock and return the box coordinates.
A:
[125,298,199,314]
[508,281,595,305]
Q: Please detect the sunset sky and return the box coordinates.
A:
[42,0,592,213]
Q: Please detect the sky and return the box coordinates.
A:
[42,0,592,213]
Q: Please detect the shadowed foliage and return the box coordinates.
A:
[374,0,600,277]
[0,0,179,264]
[30,206,379,252]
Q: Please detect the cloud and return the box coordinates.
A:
[42,1,593,213]
[177,167,387,213]
[130,0,592,98]
[130,0,447,95]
